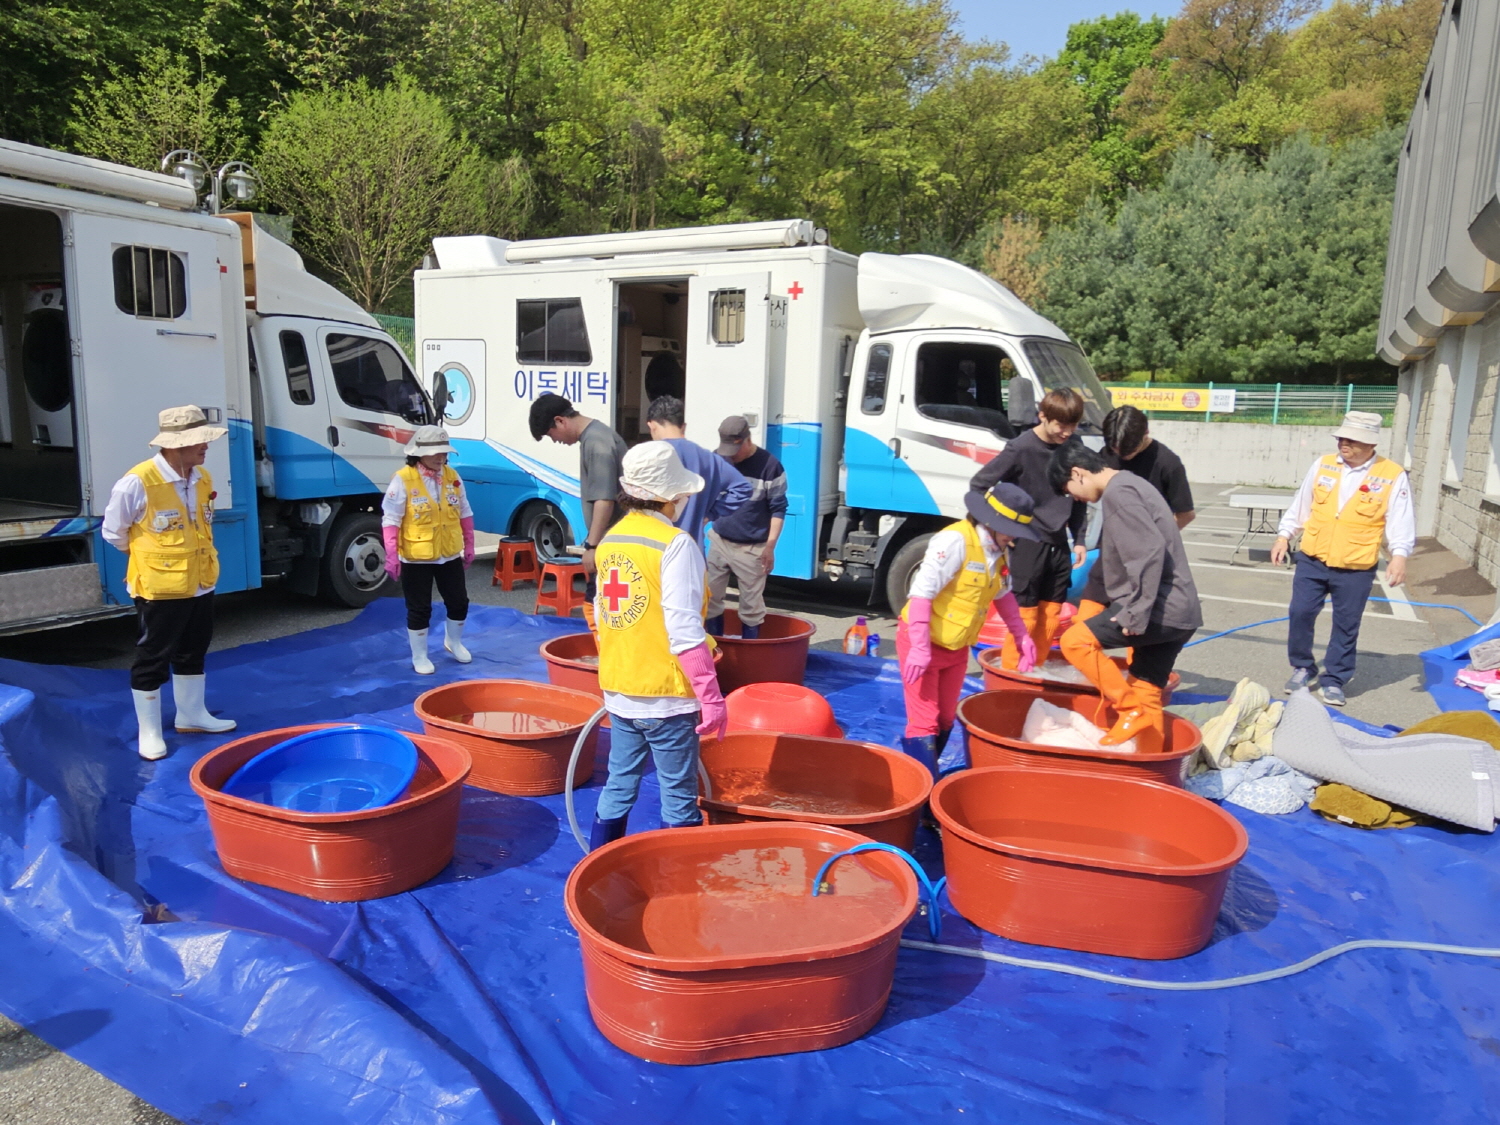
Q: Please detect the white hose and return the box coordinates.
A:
[564,707,609,855]
[898,937,1500,990]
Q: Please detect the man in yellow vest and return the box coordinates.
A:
[897,481,1040,777]
[102,405,234,760]
[589,441,728,848]
[1271,411,1415,708]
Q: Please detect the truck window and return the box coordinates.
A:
[111,246,187,319]
[913,341,1015,439]
[1022,339,1108,429]
[517,298,591,364]
[280,330,315,405]
[326,332,430,424]
[711,290,746,344]
[861,343,892,414]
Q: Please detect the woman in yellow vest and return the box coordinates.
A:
[589,441,728,849]
[102,405,234,761]
[897,482,1041,777]
[381,426,476,674]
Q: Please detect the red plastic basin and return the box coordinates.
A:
[538,634,721,726]
[978,646,1179,702]
[190,724,471,902]
[713,609,816,694]
[725,682,842,738]
[931,767,1247,959]
[698,732,932,849]
[414,679,603,796]
[564,821,918,1064]
[957,688,1200,787]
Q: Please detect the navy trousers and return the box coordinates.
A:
[1287,552,1377,689]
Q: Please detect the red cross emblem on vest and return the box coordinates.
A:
[602,568,631,613]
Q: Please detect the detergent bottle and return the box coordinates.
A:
[843,617,870,656]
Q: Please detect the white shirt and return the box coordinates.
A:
[382,467,474,564]
[600,510,709,720]
[102,452,214,596]
[908,523,1012,602]
[1277,452,1416,557]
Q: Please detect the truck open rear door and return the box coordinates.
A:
[683,272,772,448]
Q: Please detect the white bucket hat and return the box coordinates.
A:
[1332,410,1382,444]
[620,441,705,502]
[149,405,228,448]
[404,425,454,457]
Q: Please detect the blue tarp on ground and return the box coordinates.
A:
[1422,619,1500,713]
[1,601,1498,1124]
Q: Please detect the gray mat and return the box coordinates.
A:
[1272,690,1500,831]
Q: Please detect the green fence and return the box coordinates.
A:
[375,314,416,362]
[1102,382,1397,426]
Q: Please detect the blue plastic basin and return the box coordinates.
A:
[221,725,419,813]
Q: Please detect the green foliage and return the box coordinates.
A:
[1037,128,1402,383]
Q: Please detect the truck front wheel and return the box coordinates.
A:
[883,533,933,615]
[320,511,392,607]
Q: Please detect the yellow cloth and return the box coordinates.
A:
[397,464,464,561]
[596,510,693,698]
[1397,710,1500,753]
[1310,783,1429,830]
[1298,453,1403,570]
[125,458,218,599]
[901,520,1007,651]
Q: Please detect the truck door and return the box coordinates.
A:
[256,320,337,499]
[891,333,1020,517]
[315,326,432,493]
[69,213,233,511]
[682,272,772,448]
[842,334,940,515]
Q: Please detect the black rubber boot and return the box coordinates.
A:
[588,814,628,850]
[705,615,724,637]
[741,623,761,640]
[900,735,938,781]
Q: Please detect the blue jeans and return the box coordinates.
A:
[1287,552,1377,689]
[596,711,703,827]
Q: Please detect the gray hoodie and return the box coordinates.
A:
[1098,472,1203,635]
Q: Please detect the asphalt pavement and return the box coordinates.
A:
[0,484,1492,1120]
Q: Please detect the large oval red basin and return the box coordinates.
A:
[564,821,918,1064]
[931,767,1247,959]
[713,609,816,694]
[978,646,1179,702]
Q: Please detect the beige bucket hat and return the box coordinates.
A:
[149,405,228,448]
[620,441,705,502]
[404,425,455,457]
[1332,410,1383,444]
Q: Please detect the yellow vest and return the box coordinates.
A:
[125,458,219,600]
[1298,454,1403,571]
[596,510,695,699]
[397,464,464,562]
[900,519,1008,651]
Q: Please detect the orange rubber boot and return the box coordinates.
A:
[1100,677,1165,754]
[1000,604,1041,670]
[1059,620,1129,706]
[1077,599,1107,622]
[1035,601,1063,657]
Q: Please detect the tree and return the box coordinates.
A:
[67,48,249,173]
[256,80,534,311]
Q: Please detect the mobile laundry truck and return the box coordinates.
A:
[0,140,428,634]
[416,220,1111,609]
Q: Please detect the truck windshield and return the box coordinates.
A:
[1022,339,1109,432]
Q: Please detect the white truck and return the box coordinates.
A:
[415,219,1112,610]
[0,140,428,633]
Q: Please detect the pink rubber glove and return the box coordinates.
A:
[995,590,1036,673]
[461,516,476,567]
[902,597,933,686]
[677,641,728,740]
[382,525,401,580]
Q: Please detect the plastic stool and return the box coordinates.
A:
[492,536,540,591]
[534,560,589,618]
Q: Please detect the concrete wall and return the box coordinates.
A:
[1148,420,1394,489]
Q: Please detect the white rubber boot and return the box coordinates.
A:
[132,689,169,761]
[443,618,472,664]
[409,628,435,675]
[172,674,237,734]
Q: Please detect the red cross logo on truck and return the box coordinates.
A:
[602,568,631,613]
[788,282,803,299]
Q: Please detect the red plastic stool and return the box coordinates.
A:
[492,536,540,591]
[534,560,589,618]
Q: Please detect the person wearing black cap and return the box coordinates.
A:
[1049,442,1202,754]
[705,415,786,639]
[896,481,1041,777]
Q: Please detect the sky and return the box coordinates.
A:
[948,1,1177,62]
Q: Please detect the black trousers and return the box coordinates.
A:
[1009,538,1074,606]
[401,558,469,630]
[1085,603,1195,689]
[131,594,215,691]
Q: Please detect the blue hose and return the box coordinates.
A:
[1182,598,1483,650]
[813,842,942,941]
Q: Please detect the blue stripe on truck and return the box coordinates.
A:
[765,422,821,581]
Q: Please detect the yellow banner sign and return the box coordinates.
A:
[1108,387,1235,413]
